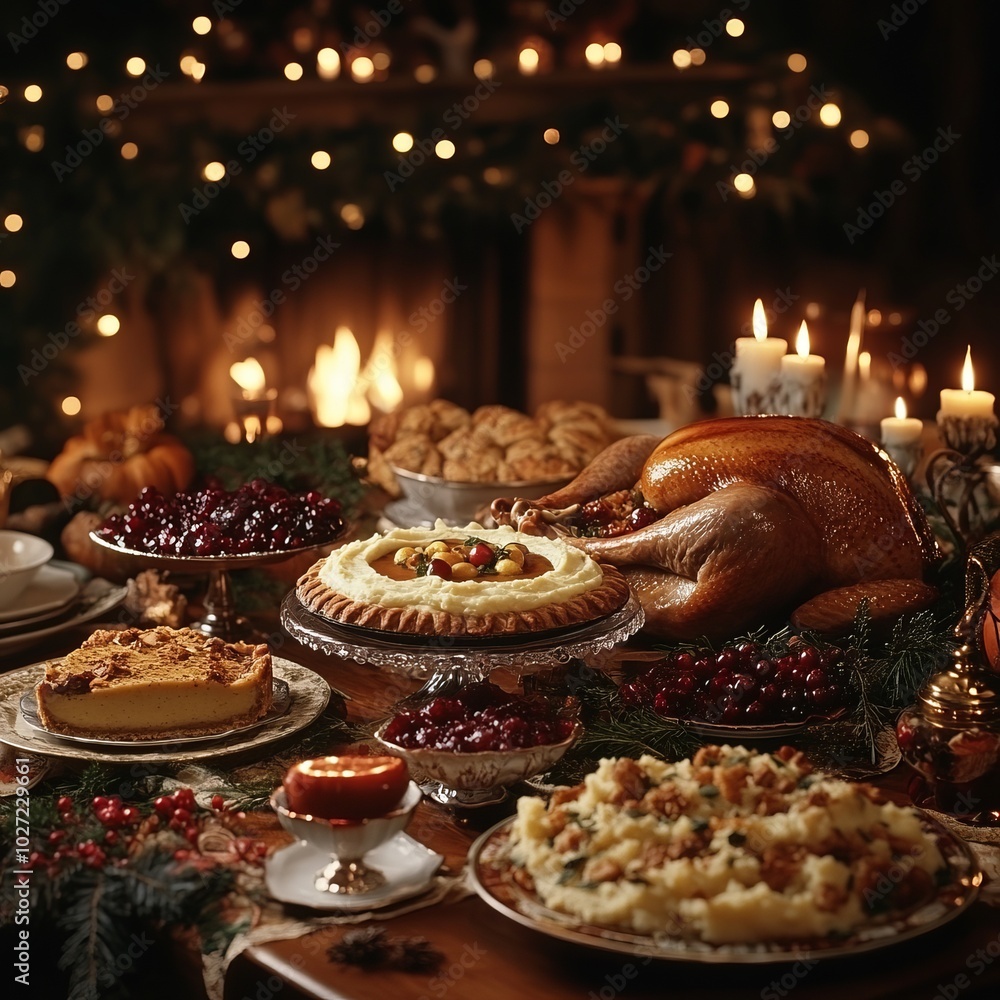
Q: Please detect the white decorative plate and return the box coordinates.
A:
[265,832,444,911]
[0,658,331,764]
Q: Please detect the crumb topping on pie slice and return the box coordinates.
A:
[35,627,273,740]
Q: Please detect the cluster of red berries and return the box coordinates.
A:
[27,788,255,873]
[618,642,852,726]
[382,681,577,752]
[95,479,344,556]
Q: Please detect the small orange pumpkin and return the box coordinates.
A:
[47,404,195,506]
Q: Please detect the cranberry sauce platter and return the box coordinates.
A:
[89,479,350,639]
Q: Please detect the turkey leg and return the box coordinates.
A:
[492,434,660,535]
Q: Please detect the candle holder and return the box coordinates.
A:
[926,412,1000,556]
[926,448,993,558]
[882,440,923,480]
[233,388,277,444]
[776,373,827,419]
[936,412,998,455]
[730,370,780,416]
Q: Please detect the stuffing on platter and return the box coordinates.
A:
[509,745,946,944]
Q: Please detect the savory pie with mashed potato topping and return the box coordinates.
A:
[296,521,630,637]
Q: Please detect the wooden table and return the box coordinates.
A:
[8,622,1000,1000]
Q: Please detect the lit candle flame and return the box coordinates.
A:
[961,344,976,392]
[894,396,907,420]
[229,357,266,394]
[795,320,810,358]
[752,298,767,342]
[859,351,871,381]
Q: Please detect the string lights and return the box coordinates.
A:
[0,3,885,311]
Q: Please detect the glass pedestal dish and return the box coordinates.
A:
[90,533,346,640]
[280,591,644,679]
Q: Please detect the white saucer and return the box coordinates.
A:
[0,562,84,624]
[265,833,444,912]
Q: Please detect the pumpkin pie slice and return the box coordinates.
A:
[35,627,272,740]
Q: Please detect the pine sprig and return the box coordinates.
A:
[57,869,117,1000]
[184,433,368,516]
[55,849,235,1000]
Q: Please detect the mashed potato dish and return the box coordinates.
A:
[508,745,946,944]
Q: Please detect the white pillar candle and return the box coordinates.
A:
[732,299,787,414]
[940,346,995,417]
[881,397,922,446]
[778,321,826,417]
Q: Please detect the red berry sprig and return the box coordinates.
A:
[28,786,264,874]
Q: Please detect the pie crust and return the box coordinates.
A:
[296,525,631,637]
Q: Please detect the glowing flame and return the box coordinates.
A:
[413,356,435,393]
[752,298,767,341]
[895,396,907,420]
[859,351,872,381]
[308,327,368,427]
[795,320,811,358]
[962,345,976,392]
[363,330,404,413]
[230,357,266,394]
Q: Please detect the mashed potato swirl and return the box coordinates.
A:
[509,745,946,944]
[317,521,605,616]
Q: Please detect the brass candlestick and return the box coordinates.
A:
[926,412,1000,557]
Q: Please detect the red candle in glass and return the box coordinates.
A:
[283,755,409,820]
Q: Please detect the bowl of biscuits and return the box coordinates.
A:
[368,399,614,525]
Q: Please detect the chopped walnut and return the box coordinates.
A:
[553,827,585,853]
[759,845,806,892]
[641,784,689,819]
[610,759,648,805]
[550,783,585,807]
[584,857,623,883]
[511,867,536,892]
[715,763,750,804]
[693,746,723,769]
[814,882,848,912]
[774,746,813,774]
[547,808,568,837]
[806,788,830,808]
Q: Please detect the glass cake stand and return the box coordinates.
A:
[280,591,645,682]
[89,532,344,640]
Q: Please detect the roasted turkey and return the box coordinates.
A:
[492,416,940,640]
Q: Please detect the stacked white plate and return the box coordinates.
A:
[0,561,127,656]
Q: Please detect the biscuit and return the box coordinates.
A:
[384,433,442,477]
[428,398,472,439]
[366,443,403,497]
